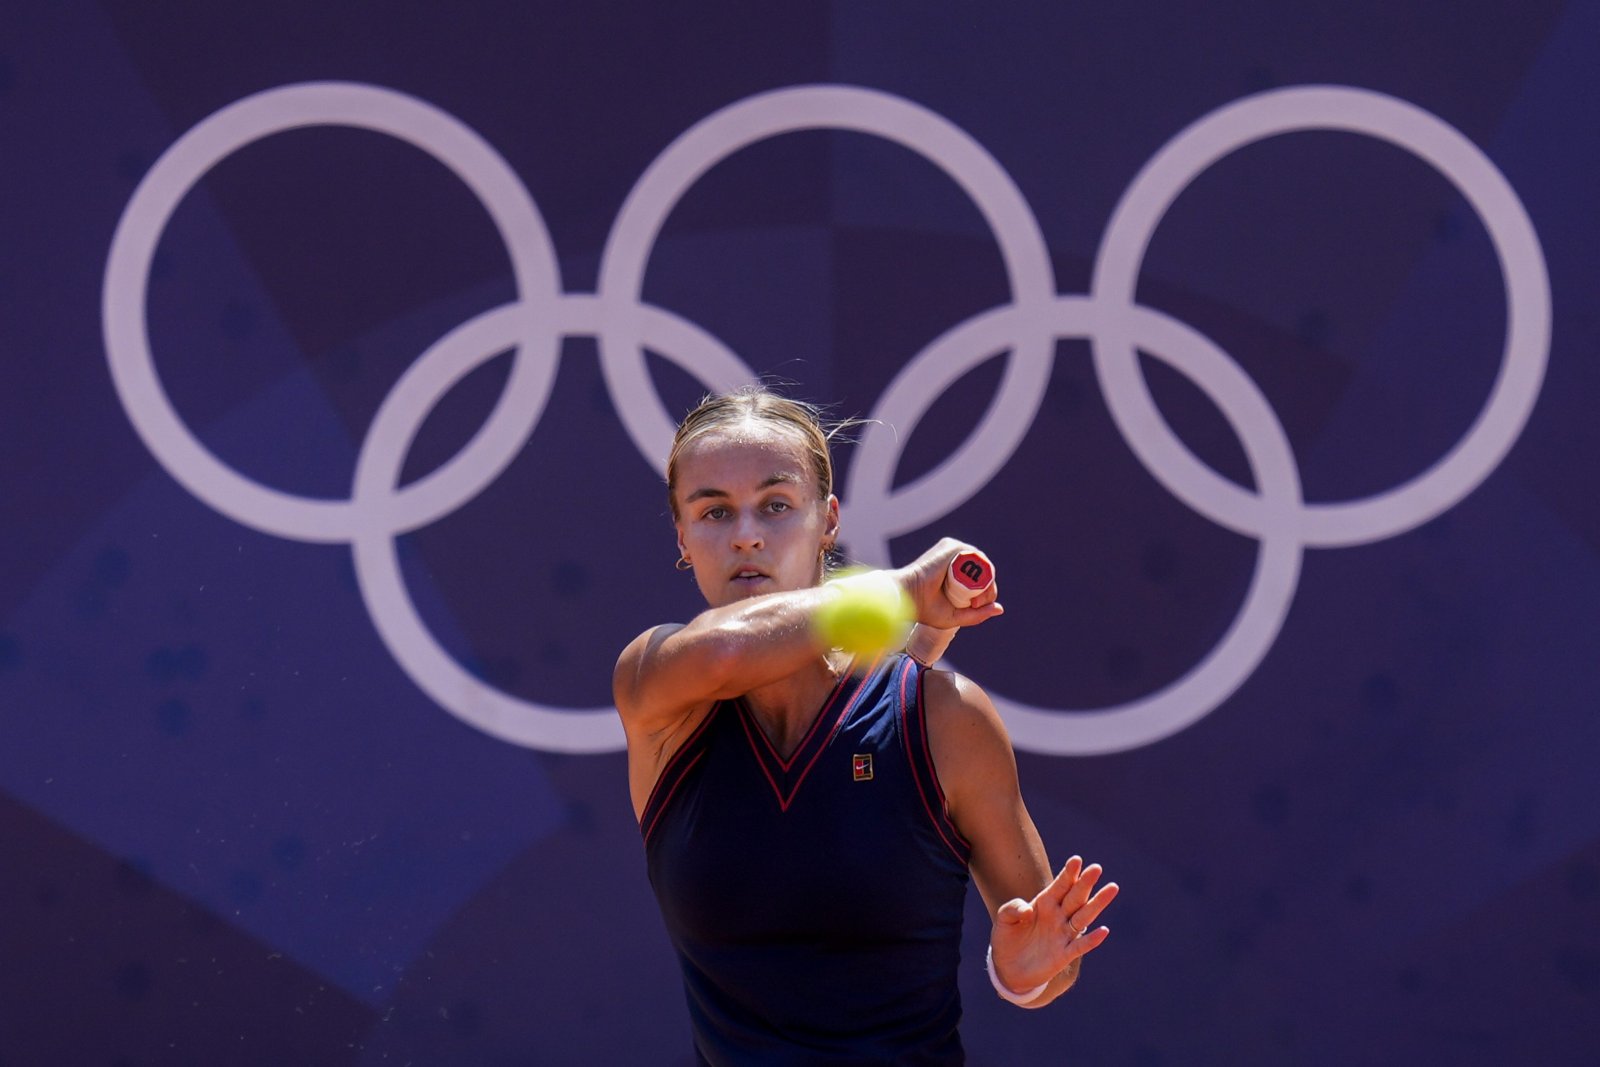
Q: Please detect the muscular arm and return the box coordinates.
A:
[613,586,840,816]
[615,540,1004,817]
[925,670,1116,1007]
[613,586,837,733]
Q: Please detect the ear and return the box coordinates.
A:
[822,494,841,546]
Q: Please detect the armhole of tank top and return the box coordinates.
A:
[639,703,719,844]
[899,659,973,865]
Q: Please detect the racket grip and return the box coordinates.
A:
[906,550,994,667]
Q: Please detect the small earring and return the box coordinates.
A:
[676,555,693,572]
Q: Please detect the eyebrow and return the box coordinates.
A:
[683,473,803,504]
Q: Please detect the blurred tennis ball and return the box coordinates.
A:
[814,569,914,658]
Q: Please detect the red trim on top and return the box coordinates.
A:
[641,749,706,846]
[742,655,856,772]
[779,656,881,811]
[901,662,971,864]
[740,654,882,813]
[737,708,789,807]
[638,703,722,835]
[899,667,954,857]
[916,671,972,853]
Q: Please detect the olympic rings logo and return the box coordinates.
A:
[102,82,1549,756]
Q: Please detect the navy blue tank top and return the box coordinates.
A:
[641,653,972,1065]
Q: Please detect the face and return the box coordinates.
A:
[672,420,839,607]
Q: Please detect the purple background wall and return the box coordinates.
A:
[2,2,1598,1063]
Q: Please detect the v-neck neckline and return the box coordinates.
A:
[736,655,875,811]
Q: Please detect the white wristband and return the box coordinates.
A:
[986,945,1049,1006]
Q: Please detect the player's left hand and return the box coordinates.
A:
[990,856,1118,993]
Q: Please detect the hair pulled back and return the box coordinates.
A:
[666,384,844,522]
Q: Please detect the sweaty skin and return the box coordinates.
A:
[615,417,1116,1010]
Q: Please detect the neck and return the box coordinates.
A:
[742,652,852,757]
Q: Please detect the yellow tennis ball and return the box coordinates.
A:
[814,569,914,658]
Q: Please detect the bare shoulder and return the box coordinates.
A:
[920,668,1020,805]
[920,666,1045,911]
[921,668,1013,746]
[615,622,715,820]
[613,623,689,727]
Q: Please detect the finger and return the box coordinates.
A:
[953,600,1004,626]
[1058,862,1104,911]
[996,897,1033,927]
[927,538,971,581]
[1041,856,1083,905]
[1062,925,1111,965]
[1048,857,1095,908]
[1068,882,1119,932]
[981,578,1003,617]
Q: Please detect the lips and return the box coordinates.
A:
[732,568,769,583]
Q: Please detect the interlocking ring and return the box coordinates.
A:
[103,81,1549,755]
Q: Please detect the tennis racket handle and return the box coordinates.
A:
[906,550,994,667]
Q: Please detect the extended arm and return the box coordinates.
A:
[614,539,1003,814]
[615,538,1002,735]
[613,585,840,734]
[925,670,1117,1007]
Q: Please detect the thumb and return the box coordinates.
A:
[996,898,1033,926]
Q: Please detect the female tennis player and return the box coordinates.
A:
[614,385,1116,1064]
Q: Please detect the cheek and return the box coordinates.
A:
[781,522,826,568]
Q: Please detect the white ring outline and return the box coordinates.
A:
[100,81,1551,755]
[102,82,564,543]
[596,85,1056,473]
[848,298,1305,755]
[1091,86,1550,546]
[349,298,753,751]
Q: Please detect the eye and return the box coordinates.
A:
[766,500,791,513]
[703,505,728,521]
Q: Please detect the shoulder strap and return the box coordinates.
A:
[898,660,972,865]
[639,703,722,844]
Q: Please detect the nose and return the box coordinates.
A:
[730,511,763,551]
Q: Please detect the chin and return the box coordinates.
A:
[726,581,771,602]
[720,573,798,604]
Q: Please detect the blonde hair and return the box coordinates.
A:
[666,384,844,522]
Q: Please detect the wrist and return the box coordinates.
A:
[986,945,1049,1006]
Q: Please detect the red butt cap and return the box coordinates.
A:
[949,551,993,593]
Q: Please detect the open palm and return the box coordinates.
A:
[990,856,1118,992]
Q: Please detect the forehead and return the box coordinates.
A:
[673,420,816,492]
